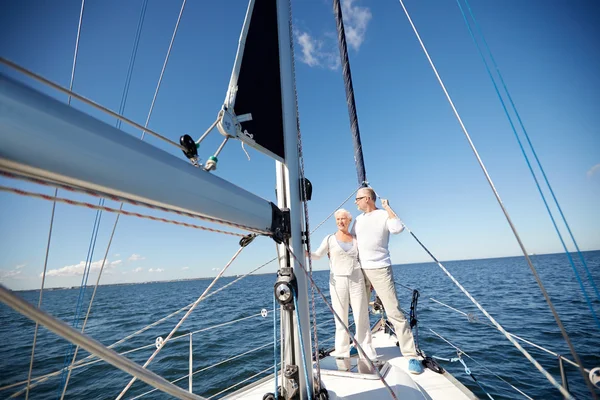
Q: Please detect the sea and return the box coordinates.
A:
[1,251,599,399]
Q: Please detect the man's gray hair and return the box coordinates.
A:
[334,208,352,220]
[363,187,376,202]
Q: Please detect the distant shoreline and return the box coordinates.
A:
[12,249,599,292]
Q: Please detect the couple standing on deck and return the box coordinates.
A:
[310,187,424,375]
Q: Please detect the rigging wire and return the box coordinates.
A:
[61,0,152,388]
[0,172,270,235]
[140,0,187,141]
[206,365,276,399]
[55,197,104,398]
[455,0,600,326]
[5,309,277,396]
[0,57,184,151]
[4,256,278,398]
[7,182,355,395]
[25,2,88,398]
[428,297,590,373]
[394,0,593,397]
[0,286,206,400]
[24,188,57,400]
[130,341,277,400]
[398,221,574,399]
[59,207,122,399]
[0,186,249,237]
[115,234,257,400]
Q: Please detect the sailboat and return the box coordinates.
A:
[1,0,598,399]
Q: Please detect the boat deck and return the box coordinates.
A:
[225,323,477,399]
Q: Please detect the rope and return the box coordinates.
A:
[332,0,368,187]
[429,329,534,400]
[399,223,573,399]
[0,185,250,237]
[395,1,589,397]
[0,171,270,235]
[0,57,184,151]
[455,0,600,327]
[115,235,255,399]
[293,289,313,400]
[284,243,399,400]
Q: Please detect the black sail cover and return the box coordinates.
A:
[233,0,285,161]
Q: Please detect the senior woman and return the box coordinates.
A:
[311,208,377,360]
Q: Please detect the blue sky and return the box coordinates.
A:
[0,0,598,290]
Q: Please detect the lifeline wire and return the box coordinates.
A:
[430,329,533,400]
[0,286,205,400]
[115,238,254,399]
[3,256,277,398]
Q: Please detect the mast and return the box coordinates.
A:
[214,0,313,397]
[274,0,314,397]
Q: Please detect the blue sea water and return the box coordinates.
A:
[1,251,599,399]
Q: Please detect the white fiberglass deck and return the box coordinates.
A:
[225,323,478,400]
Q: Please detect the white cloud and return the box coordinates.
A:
[0,269,22,280]
[44,259,122,278]
[296,31,323,67]
[294,0,370,69]
[294,31,340,70]
[128,254,145,262]
[15,264,26,270]
[341,0,372,51]
[587,163,600,178]
[114,253,121,257]
[212,267,221,272]
[149,268,164,273]
[133,267,143,273]
[182,267,190,271]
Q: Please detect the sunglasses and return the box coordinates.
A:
[355,196,367,202]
